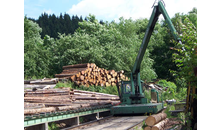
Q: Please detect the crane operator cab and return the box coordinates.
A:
[117,81,147,105]
[111,81,163,115]
[124,83,131,94]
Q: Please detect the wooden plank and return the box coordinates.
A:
[62,63,90,69]
[72,96,119,100]
[24,84,56,89]
[55,73,78,77]
[27,78,58,84]
[73,90,118,97]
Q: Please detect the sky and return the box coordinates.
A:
[24,0,197,22]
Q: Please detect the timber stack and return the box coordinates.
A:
[24,88,120,115]
[144,113,170,130]
[55,63,128,87]
[24,78,58,89]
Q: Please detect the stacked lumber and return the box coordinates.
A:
[24,88,120,115]
[24,78,58,89]
[24,89,70,97]
[145,113,169,130]
[55,63,128,87]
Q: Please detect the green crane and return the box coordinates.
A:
[111,0,181,115]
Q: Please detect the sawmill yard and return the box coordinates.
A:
[21,5,197,129]
[22,63,184,130]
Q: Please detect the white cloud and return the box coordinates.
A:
[43,9,53,15]
[67,0,197,22]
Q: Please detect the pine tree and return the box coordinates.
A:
[27,13,84,39]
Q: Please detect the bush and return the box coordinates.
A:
[158,80,187,102]
[158,80,177,92]
[48,122,59,130]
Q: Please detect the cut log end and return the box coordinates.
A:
[151,118,169,130]
[145,113,167,126]
[56,63,129,87]
[144,126,152,130]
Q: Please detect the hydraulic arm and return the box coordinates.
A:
[130,0,180,98]
[111,0,181,115]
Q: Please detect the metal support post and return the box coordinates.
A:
[77,116,79,125]
[45,122,48,130]
[97,112,99,119]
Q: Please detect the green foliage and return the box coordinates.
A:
[71,84,118,95]
[79,117,85,123]
[24,17,52,78]
[24,8,196,85]
[78,16,135,71]
[148,8,197,82]
[103,85,119,95]
[164,105,175,118]
[55,81,74,88]
[42,15,157,81]
[157,80,186,102]
[55,81,118,95]
[171,15,197,127]
[158,80,176,100]
[48,122,59,130]
[29,13,83,39]
[171,17,197,88]
[158,80,177,91]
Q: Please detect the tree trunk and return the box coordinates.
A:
[144,126,152,130]
[56,63,128,86]
[24,107,56,115]
[151,118,169,130]
[24,96,72,103]
[57,104,81,111]
[25,89,70,94]
[145,113,167,126]
[73,90,118,97]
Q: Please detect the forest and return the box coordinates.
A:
[24,8,196,89]
[28,13,103,39]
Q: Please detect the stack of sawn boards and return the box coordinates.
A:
[24,88,120,115]
[55,63,128,87]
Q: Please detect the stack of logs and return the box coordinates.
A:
[144,113,169,130]
[24,78,58,89]
[24,88,120,115]
[55,63,128,87]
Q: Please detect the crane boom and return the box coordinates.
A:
[111,0,181,115]
[130,1,180,96]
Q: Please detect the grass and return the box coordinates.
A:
[54,81,119,95]
[55,81,74,88]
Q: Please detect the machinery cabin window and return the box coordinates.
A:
[123,84,131,94]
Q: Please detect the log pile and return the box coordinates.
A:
[24,78,58,89]
[144,113,170,130]
[55,63,129,87]
[24,88,120,115]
